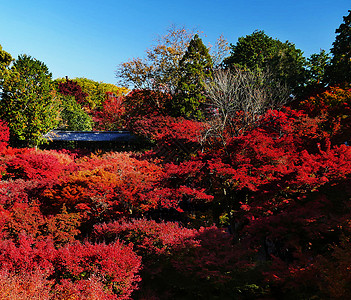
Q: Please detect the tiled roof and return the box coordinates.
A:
[43,130,138,142]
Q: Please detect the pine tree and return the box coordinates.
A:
[173,34,213,120]
[328,10,351,85]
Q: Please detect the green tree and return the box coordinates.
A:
[224,30,306,95]
[306,50,331,86]
[173,34,213,119]
[302,49,331,97]
[58,94,93,131]
[116,25,227,95]
[55,78,93,131]
[0,44,12,84]
[0,54,60,147]
[328,10,351,85]
[116,25,195,93]
[54,77,128,110]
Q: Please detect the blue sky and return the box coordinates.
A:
[0,1,350,85]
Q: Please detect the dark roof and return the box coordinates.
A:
[43,130,139,142]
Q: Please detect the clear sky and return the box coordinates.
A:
[0,1,350,85]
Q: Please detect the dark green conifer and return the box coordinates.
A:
[328,10,351,85]
[173,34,213,120]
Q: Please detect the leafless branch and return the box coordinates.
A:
[203,68,290,144]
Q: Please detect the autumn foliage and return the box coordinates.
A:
[1,82,351,299]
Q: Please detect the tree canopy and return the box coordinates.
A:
[0,55,60,146]
[224,30,306,95]
[173,34,213,119]
[116,26,230,95]
[328,10,351,85]
[116,25,195,93]
[0,44,13,85]
[1,9,351,299]
[55,77,128,110]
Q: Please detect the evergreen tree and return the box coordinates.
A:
[328,10,351,85]
[0,55,60,146]
[302,49,331,97]
[224,30,306,96]
[173,34,213,119]
[0,44,12,87]
[306,49,331,86]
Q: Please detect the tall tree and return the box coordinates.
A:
[173,34,213,120]
[306,49,331,86]
[116,25,195,93]
[0,44,12,86]
[302,49,331,97]
[56,78,93,131]
[0,55,60,146]
[116,25,227,94]
[328,10,351,85]
[208,34,230,69]
[224,30,306,96]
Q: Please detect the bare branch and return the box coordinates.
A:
[203,68,290,143]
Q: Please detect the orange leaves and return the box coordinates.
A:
[0,269,52,300]
[43,152,164,220]
[300,85,351,144]
[301,85,351,115]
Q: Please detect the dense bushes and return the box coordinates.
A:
[1,81,351,298]
[0,10,351,297]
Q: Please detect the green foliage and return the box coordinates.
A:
[305,50,331,86]
[0,54,60,147]
[55,77,128,110]
[58,95,93,131]
[301,49,331,98]
[73,78,128,110]
[328,10,351,85]
[224,30,306,95]
[173,34,213,120]
[116,25,195,93]
[0,44,12,83]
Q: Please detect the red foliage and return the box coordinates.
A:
[0,269,52,300]
[132,115,205,143]
[0,120,10,179]
[43,152,164,220]
[94,219,257,298]
[133,115,206,164]
[0,233,141,299]
[55,240,141,299]
[1,85,351,298]
[6,201,46,240]
[0,119,9,153]
[300,85,351,116]
[93,218,198,257]
[123,89,171,121]
[58,79,88,104]
[92,92,125,130]
[45,206,81,245]
[53,276,116,300]
[4,149,69,182]
[0,234,55,275]
[142,105,351,297]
